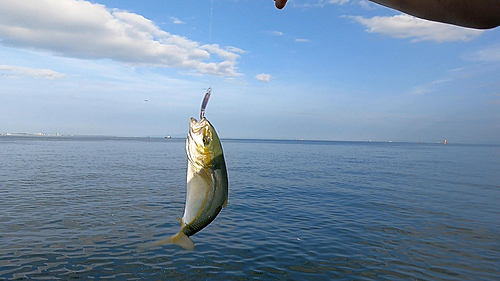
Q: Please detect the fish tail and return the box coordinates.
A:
[147,231,194,251]
[168,232,195,250]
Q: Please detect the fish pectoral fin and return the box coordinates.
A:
[197,168,212,184]
[222,197,228,208]
[177,217,184,227]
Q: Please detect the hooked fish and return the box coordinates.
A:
[154,88,228,250]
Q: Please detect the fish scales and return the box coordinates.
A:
[151,116,228,250]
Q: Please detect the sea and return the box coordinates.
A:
[1,135,499,280]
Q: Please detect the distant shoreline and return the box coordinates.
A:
[1,133,499,146]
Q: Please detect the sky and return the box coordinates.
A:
[1,0,499,143]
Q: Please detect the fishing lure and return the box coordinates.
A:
[200,87,212,120]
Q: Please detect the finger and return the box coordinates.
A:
[275,0,288,9]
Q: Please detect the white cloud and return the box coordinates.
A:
[225,46,246,54]
[0,0,243,77]
[293,0,349,8]
[255,73,272,82]
[0,65,65,79]
[358,0,373,9]
[464,45,500,62]
[225,77,249,85]
[295,38,310,43]
[348,14,483,43]
[410,77,453,95]
[327,0,349,4]
[269,31,284,36]
[170,17,186,25]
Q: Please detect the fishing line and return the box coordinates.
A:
[205,1,214,111]
[209,0,214,44]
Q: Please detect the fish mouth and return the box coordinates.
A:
[188,117,212,147]
[187,117,212,167]
[190,117,209,135]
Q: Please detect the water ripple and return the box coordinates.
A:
[1,137,499,280]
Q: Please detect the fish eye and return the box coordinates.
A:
[203,136,211,145]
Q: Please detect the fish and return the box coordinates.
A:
[152,89,228,250]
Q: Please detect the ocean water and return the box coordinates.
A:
[1,136,499,280]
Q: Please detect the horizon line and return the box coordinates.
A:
[1,132,498,146]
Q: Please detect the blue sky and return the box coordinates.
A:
[1,0,499,143]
